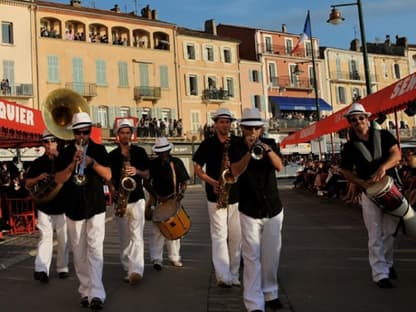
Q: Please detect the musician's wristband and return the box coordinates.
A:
[89,158,96,167]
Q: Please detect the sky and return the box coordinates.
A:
[54,0,416,49]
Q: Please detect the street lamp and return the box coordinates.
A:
[327,0,372,95]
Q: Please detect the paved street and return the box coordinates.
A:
[1,180,415,312]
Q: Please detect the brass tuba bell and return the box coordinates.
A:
[41,88,89,140]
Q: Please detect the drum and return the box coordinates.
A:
[366,175,416,239]
[152,198,191,240]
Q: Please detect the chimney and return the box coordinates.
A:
[70,0,81,7]
[204,19,217,36]
[281,24,287,33]
[110,4,121,13]
[350,39,360,52]
[151,9,157,20]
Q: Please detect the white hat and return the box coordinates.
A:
[239,108,265,126]
[152,137,173,153]
[212,108,236,121]
[70,112,92,130]
[114,118,135,135]
[344,103,371,118]
[40,129,56,141]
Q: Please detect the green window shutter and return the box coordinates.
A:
[160,65,169,89]
[249,70,253,82]
[96,60,107,86]
[139,64,149,86]
[3,60,15,85]
[91,105,99,124]
[261,96,266,111]
[118,61,128,87]
[251,95,256,108]
[47,55,59,83]
[108,106,117,128]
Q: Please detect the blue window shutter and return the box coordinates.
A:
[47,56,59,82]
[139,64,149,86]
[118,62,128,87]
[96,60,107,86]
[108,106,117,128]
[160,65,169,88]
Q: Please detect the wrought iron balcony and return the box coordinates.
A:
[277,75,313,90]
[134,86,161,100]
[330,71,376,83]
[202,88,230,102]
[1,83,33,97]
[65,82,97,97]
[258,43,318,58]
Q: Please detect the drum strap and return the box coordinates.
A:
[170,161,177,195]
[352,122,382,163]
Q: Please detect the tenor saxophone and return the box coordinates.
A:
[216,133,237,209]
[114,144,137,217]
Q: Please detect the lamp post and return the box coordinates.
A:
[327,0,372,95]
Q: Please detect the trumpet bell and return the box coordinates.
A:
[42,88,89,140]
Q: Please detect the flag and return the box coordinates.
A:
[290,13,312,55]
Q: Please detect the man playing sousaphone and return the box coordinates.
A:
[25,130,69,284]
[340,103,401,289]
[145,137,190,271]
[109,118,150,285]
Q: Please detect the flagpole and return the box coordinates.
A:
[308,10,321,122]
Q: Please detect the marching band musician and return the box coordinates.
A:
[108,119,150,285]
[230,108,284,312]
[25,130,69,284]
[146,137,190,270]
[54,112,111,310]
[193,108,241,288]
[340,103,401,289]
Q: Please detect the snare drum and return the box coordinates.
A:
[152,198,191,240]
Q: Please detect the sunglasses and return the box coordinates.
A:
[348,116,367,123]
[73,129,91,135]
[43,139,57,144]
[243,126,262,130]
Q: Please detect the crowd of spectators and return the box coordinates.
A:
[1,79,10,95]
[136,117,183,138]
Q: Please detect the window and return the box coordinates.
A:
[191,111,200,133]
[285,39,293,54]
[252,95,261,110]
[186,44,196,60]
[119,106,130,117]
[118,61,128,87]
[207,76,217,89]
[96,60,107,86]
[349,60,360,80]
[308,66,315,88]
[98,106,109,128]
[1,22,13,44]
[382,62,388,79]
[47,55,59,83]
[250,70,259,82]
[305,41,312,57]
[337,86,346,104]
[393,63,401,79]
[205,46,214,61]
[352,87,361,101]
[268,63,277,86]
[225,77,234,97]
[160,65,169,89]
[265,37,272,53]
[223,48,232,63]
[188,75,198,95]
[336,57,342,80]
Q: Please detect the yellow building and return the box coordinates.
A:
[35,0,177,138]
[175,20,241,138]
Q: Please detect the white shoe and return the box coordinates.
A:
[170,260,183,267]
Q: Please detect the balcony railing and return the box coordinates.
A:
[1,83,33,97]
[388,128,416,139]
[65,82,97,97]
[330,71,377,83]
[258,43,318,58]
[202,89,230,102]
[278,76,313,90]
[134,86,161,100]
[273,118,312,131]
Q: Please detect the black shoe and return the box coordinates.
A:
[389,267,398,280]
[250,310,263,312]
[376,278,393,289]
[80,297,89,308]
[58,272,69,279]
[266,298,283,310]
[34,271,49,284]
[152,260,163,271]
[89,297,104,310]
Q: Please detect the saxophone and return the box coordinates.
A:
[114,144,137,217]
[216,134,237,209]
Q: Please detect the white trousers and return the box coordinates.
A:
[149,222,181,263]
[240,211,284,312]
[35,210,69,275]
[116,199,145,276]
[66,212,106,302]
[207,201,241,284]
[361,193,397,282]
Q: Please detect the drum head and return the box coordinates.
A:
[367,175,391,197]
[152,199,180,222]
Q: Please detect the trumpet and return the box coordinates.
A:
[73,139,88,186]
[250,139,265,160]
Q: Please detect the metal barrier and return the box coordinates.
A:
[6,197,36,235]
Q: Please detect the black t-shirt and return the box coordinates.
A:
[229,137,283,219]
[340,128,398,180]
[26,154,65,214]
[192,135,239,204]
[55,139,110,221]
[149,156,190,197]
[109,144,150,202]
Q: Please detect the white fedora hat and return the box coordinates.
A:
[152,137,173,153]
[114,118,135,135]
[344,102,371,118]
[40,129,56,141]
[239,108,265,126]
[70,112,92,130]
[212,108,236,121]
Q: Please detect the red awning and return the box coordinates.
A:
[0,99,45,148]
[281,72,416,148]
